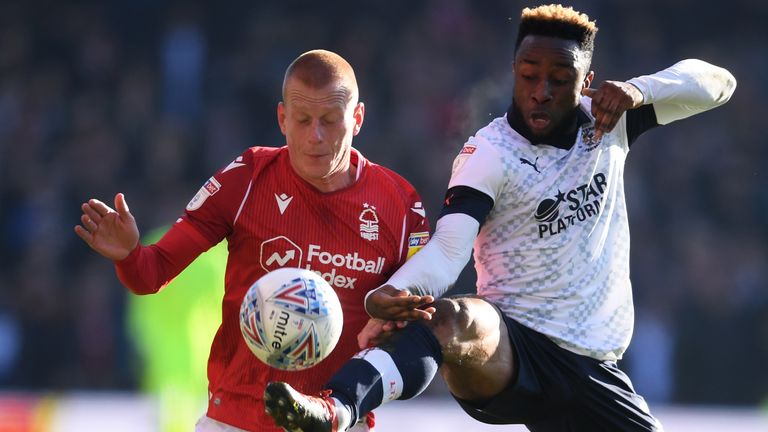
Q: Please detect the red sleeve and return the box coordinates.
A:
[114,221,213,295]
[379,166,431,266]
[401,184,431,265]
[181,149,258,244]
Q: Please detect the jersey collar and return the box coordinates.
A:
[350,147,366,181]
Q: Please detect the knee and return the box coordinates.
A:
[426,298,472,335]
[425,297,496,351]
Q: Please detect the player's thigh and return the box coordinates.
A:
[426,296,514,401]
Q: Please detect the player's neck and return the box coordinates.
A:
[307,164,357,193]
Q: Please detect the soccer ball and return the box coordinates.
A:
[239,267,343,371]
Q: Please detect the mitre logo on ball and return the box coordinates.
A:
[239,267,343,371]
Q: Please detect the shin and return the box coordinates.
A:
[326,321,442,423]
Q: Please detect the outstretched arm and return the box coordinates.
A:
[583,59,736,140]
[75,193,211,295]
[625,58,736,125]
[364,212,478,321]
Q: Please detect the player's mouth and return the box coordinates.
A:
[528,112,552,130]
[306,153,330,161]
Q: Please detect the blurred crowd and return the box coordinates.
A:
[1,0,766,406]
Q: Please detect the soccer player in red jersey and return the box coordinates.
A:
[74,49,432,432]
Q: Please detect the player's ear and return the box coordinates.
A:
[352,102,365,136]
[583,71,594,90]
[277,101,287,135]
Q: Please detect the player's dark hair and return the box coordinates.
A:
[515,4,597,66]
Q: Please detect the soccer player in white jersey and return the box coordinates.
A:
[264,4,736,431]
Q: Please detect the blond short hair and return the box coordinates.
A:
[282,49,358,102]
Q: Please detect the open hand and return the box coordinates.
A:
[365,284,436,321]
[357,318,409,349]
[74,193,139,261]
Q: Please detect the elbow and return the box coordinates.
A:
[717,69,737,105]
[125,284,162,295]
[680,58,737,106]
[701,60,737,106]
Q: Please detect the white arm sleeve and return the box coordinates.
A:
[364,130,504,307]
[385,212,478,298]
[627,58,736,125]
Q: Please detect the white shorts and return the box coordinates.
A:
[195,416,248,432]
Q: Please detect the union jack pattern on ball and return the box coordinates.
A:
[239,267,343,371]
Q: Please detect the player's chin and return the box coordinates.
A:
[527,128,554,142]
[526,119,554,137]
[301,161,333,178]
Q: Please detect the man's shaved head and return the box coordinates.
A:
[282,49,359,103]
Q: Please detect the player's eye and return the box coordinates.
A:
[321,116,341,125]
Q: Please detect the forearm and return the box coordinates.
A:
[115,222,211,294]
[386,213,477,298]
[627,59,736,124]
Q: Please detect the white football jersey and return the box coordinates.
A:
[386,59,734,362]
[450,97,632,361]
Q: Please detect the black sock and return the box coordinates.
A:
[326,321,443,423]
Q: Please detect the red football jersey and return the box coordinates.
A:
[117,146,429,431]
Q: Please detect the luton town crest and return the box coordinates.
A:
[579,125,601,151]
[359,203,379,241]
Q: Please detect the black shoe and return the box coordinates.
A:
[264,381,339,432]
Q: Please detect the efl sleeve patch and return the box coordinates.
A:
[448,138,504,203]
[186,177,221,211]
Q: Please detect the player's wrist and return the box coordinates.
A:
[626,79,649,105]
[114,241,142,263]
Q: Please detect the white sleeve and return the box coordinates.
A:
[448,136,505,201]
[384,212,478,298]
[367,131,505,303]
[627,58,736,125]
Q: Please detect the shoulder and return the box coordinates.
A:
[364,159,419,195]
[220,146,285,177]
[455,117,526,170]
[200,147,285,199]
[470,116,528,156]
[354,149,422,204]
[475,116,513,142]
[243,145,284,166]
